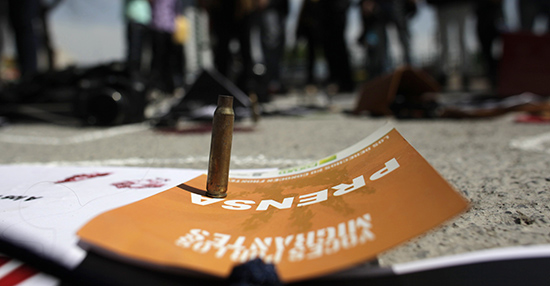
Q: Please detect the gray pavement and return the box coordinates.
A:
[1,92,550,266]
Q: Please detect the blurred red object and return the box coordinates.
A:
[515,113,550,124]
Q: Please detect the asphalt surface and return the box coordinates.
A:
[1,91,550,267]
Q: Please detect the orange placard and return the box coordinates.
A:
[77,128,468,282]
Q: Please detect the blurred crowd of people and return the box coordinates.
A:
[1,0,550,101]
[124,0,189,94]
[200,0,289,101]
[357,0,547,91]
[125,0,291,102]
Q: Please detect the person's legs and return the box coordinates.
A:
[0,1,5,61]
[455,3,472,88]
[367,22,388,79]
[170,42,185,90]
[305,30,317,85]
[476,2,501,88]
[209,2,234,77]
[321,1,353,91]
[7,0,39,77]
[260,8,285,92]
[392,0,411,65]
[126,22,146,75]
[236,15,254,93]
[150,30,174,92]
[435,6,450,82]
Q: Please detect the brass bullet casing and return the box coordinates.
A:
[206,95,234,198]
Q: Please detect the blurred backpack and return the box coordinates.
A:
[353,66,441,118]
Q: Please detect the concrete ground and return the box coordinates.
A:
[1,91,550,267]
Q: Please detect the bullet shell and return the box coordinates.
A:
[206,95,234,198]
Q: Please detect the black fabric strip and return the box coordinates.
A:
[63,251,225,286]
[292,257,550,286]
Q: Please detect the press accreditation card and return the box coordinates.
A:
[77,125,469,282]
